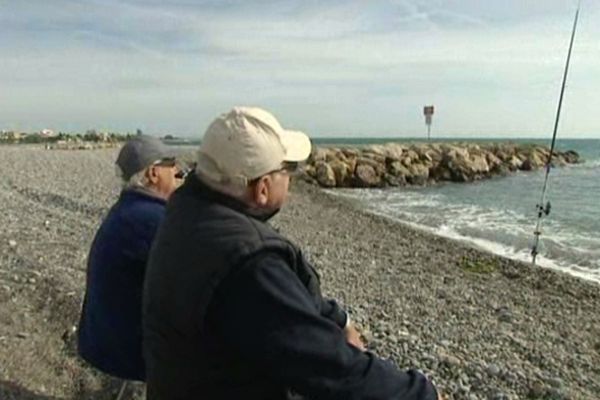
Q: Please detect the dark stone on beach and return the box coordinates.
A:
[546,387,566,399]
[501,267,521,280]
[490,391,510,400]
[437,350,462,368]
[486,363,501,377]
[545,376,564,389]
[496,307,513,323]
[528,380,546,398]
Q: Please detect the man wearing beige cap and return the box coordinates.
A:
[143,107,439,400]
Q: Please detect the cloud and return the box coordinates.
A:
[0,0,598,137]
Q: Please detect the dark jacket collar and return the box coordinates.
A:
[184,173,277,222]
[120,187,167,206]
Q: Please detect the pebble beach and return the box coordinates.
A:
[1,145,599,399]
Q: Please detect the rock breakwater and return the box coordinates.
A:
[303,142,580,188]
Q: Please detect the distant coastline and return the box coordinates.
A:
[161,136,600,147]
[0,130,188,145]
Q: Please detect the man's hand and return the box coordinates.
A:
[344,323,366,351]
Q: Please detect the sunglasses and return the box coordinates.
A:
[152,158,191,179]
[248,162,300,185]
[175,167,191,179]
[260,162,300,178]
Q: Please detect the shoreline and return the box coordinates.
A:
[289,179,600,289]
[0,146,599,399]
[327,187,600,286]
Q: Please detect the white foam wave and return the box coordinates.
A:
[373,208,600,284]
[329,189,600,284]
[576,159,600,169]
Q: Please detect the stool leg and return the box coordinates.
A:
[115,381,128,400]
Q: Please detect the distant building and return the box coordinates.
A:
[40,129,57,137]
[0,131,21,141]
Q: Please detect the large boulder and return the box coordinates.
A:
[492,164,511,176]
[494,144,517,162]
[315,162,336,187]
[329,160,353,187]
[430,164,452,181]
[356,157,385,174]
[449,157,487,182]
[326,148,346,163]
[411,144,434,163]
[361,151,386,164]
[521,152,545,171]
[309,148,329,163]
[388,160,411,178]
[342,148,360,158]
[507,155,523,171]
[383,143,406,160]
[563,150,580,164]
[400,149,419,167]
[469,154,490,177]
[434,147,471,182]
[443,146,469,163]
[535,146,550,160]
[304,164,317,178]
[364,144,387,156]
[355,164,381,187]
[407,163,430,185]
[486,152,503,171]
[383,173,405,187]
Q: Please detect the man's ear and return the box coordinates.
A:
[253,175,271,207]
[147,166,160,184]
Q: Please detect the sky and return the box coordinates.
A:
[1,0,599,138]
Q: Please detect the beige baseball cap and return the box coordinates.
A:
[196,107,312,186]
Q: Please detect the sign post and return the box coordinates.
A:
[423,105,434,140]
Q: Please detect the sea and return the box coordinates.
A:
[313,138,600,284]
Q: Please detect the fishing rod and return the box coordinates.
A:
[531,2,581,265]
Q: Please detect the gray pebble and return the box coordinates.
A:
[487,363,501,377]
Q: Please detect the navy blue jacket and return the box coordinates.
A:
[78,189,166,381]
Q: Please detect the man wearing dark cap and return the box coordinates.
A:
[143,107,440,399]
[78,135,184,383]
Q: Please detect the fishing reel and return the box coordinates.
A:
[536,201,551,217]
